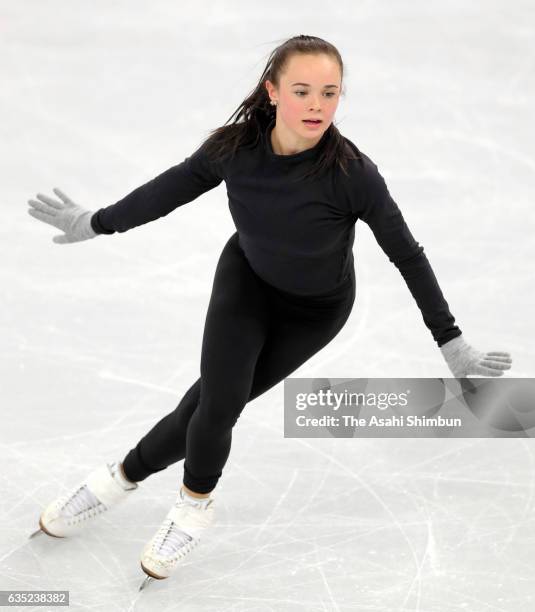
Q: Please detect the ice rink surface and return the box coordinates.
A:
[1,0,534,610]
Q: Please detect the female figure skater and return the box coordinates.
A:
[27,35,512,589]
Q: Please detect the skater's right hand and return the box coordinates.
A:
[27,187,98,244]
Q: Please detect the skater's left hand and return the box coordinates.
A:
[440,335,512,378]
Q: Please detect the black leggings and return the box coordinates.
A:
[121,232,356,493]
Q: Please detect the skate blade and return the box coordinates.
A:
[139,575,156,591]
[139,562,168,590]
[139,575,154,591]
[29,528,44,539]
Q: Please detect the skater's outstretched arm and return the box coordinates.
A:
[351,157,512,377]
[353,158,461,347]
[27,141,224,242]
[91,141,224,235]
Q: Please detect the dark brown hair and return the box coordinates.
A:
[201,34,363,182]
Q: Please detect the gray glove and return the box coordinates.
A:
[27,187,98,244]
[440,335,512,378]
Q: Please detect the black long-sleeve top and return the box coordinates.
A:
[90,119,462,347]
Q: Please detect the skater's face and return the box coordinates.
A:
[265,53,342,147]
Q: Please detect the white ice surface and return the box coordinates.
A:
[1,1,535,610]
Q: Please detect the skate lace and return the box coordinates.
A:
[59,485,104,520]
[153,518,194,558]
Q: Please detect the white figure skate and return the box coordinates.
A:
[29,461,138,539]
[138,487,215,591]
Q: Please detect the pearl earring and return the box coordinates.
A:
[270,100,277,106]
